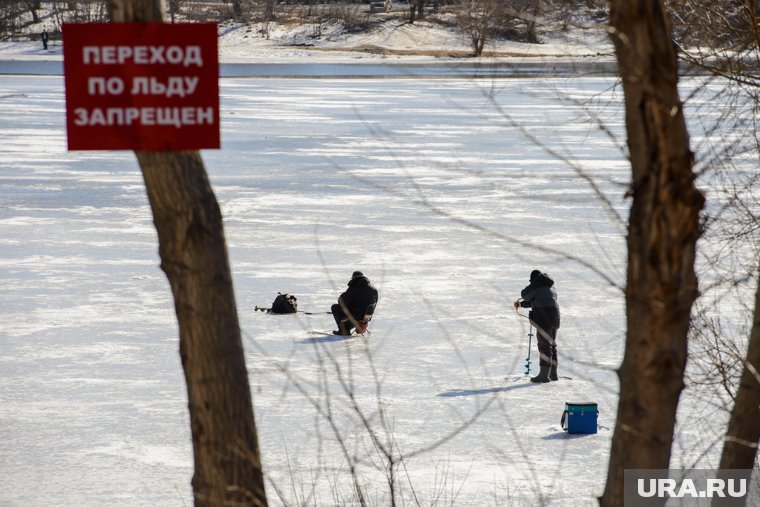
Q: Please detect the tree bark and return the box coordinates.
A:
[232,0,243,19]
[108,2,268,505]
[25,0,40,23]
[108,0,163,21]
[601,1,705,505]
[717,276,760,470]
[747,0,760,52]
[137,152,267,506]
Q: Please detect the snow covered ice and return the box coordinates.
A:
[0,25,733,506]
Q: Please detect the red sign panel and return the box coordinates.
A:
[63,22,219,151]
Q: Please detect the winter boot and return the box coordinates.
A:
[335,320,352,336]
[530,366,551,383]
[549,364,558,381]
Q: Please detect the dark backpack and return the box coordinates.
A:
[270,292,297,314]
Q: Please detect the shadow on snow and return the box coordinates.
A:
[437,382,535,398]
[297,334,355,344]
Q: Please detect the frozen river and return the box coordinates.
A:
[0,72,733,506]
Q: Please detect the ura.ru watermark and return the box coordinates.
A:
[624,469,759,506]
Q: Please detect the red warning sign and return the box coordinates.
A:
[63,22,219,151]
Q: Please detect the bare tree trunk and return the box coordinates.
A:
[168,0,177,23]
[137,152,267,506]
[232,0,244,19]
[601,1,705,505]
[24,0,41,23]
[108,2,268,506]
[717,276,760,470]
[747,0,760,51]
[524,0,541,43]
[108,0,162,21]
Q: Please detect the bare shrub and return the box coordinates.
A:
[453,0,503,56]
[326,1,370,32]
[666,0,753,50]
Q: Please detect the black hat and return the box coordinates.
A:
[530,270,541,282]
[352,271,364,279]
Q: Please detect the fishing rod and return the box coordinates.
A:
[254,306,330,315]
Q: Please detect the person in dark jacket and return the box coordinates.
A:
[514,270,561,382]
[332,271,379,336]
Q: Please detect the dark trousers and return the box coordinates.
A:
[331,304,353,335]
[534,323,558,368]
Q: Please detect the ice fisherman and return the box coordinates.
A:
[331,271,378,336]
[514,270,561,383]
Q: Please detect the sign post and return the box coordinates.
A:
[63,22,219,151]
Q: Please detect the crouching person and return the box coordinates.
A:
[331,271,378,336]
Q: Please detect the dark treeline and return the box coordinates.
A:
[3,0,756,59]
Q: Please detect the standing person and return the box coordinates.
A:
[41,29,49,50]
[514,270,561,382]
[331,271,378,336]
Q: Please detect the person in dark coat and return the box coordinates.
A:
[514,270,561,382]
[41,29,49,50]
[331,271,378,336]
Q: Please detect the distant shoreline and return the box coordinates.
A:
[0,57,720,78]
[0,53,621,78]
